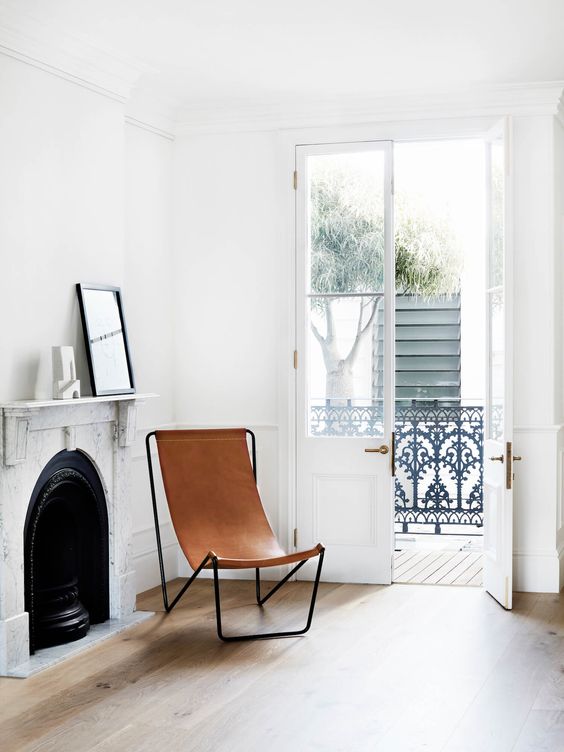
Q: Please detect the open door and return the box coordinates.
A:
[295,141,395,584]
[483,118,515,609]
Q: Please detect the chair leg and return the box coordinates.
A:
[255,558,310,606]
[255,568,261,606]
[212,550,325,642]
[147,431,211,614]
[162,555,211,613]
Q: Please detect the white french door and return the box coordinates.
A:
[295,141,395,584]
[483,118,515,609]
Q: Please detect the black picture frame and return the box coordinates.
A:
[76,283,135,397]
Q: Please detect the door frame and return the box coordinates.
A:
[277,117,512,578]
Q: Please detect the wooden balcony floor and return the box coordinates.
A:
[394,536,483,586]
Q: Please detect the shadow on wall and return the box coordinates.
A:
[73,298,92,396]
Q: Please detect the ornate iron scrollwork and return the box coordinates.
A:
[394,402,484,534]
[309,399,484,534]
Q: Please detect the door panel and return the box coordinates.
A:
[313,475,377,546]
[483,119,514,609]
[295,142,394,584]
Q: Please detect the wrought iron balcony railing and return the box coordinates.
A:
[310,400,484,534]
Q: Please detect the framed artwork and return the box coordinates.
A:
[76,283,135,396]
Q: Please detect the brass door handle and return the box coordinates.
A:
[365,445,389,455]
[513,455,522,461]
[489,455,504,463]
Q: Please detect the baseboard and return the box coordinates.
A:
[134,542,286,592]
[133,544,178,595]
[513,550,561,593]
[133,521,179,594]
[177,558,285,583]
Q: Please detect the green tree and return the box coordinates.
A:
[310,167,462,400]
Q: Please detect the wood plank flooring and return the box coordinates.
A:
[1,579,563,751]
[394,549,483,585]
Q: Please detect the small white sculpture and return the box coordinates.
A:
[52,346,81,400]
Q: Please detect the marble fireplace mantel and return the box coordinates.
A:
[0,393,156,676]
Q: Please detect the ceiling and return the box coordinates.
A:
[4,0,564,115]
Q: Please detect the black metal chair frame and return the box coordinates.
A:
[146,430,325,642]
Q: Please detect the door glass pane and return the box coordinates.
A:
[306,150,386,437]
[490,141,504,288]
[488,289,504,440]
[309,295,384,437]
[308,151,385,295]
[486,134,505,441]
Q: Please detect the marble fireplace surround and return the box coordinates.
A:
[0,394,155,676]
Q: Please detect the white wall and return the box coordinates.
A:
[172,132,283,574]
[0,54,125,400]
[553,119,564,428]
[172,132,281,428]
[3,45,563,595]
[171,117,564,593]
[124,122,175,430]
[511,115,562,591]
[0,53,177,595]
[124,122,178,592]
[554,118,564,587]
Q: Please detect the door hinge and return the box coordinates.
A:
[293,350,298,369]
[293,528,298,548]
[293,170,298,190]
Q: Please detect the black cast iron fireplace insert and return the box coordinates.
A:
[24,450,110,653]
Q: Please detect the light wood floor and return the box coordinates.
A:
[1,579,563,751]
[394,550,483,585]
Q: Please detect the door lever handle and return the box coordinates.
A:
[365,445,389,455]
[513,455,522,461]
[489,455,504,463]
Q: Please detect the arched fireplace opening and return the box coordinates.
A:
[24,450,110,653]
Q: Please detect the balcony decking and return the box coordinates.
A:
[394,536,483,586]
[394,549,483,586]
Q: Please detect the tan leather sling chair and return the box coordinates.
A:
[146,428,325,641]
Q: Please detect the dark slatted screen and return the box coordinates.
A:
[372,294,461,404]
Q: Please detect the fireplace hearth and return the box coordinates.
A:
[25,451,109,652]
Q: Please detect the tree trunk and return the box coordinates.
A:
[325,360,354,404]
[311,296,382,405]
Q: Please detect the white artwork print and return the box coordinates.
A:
[83,289,131,392]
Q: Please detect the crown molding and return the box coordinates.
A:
[0,1,151,102]
[124,115,175,142]
[1,3,562,137]
[124,89,177,141]
[174,82,564,136]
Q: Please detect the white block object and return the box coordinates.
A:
[52,346,80,399]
